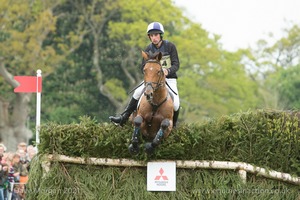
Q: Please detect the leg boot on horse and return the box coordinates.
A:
[145,119,170,155]
[173,107,180,128]
[128,116,143,155]
[109,97,138,126]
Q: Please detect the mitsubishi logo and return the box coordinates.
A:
[147,162,176,191]
[154,168,168,180]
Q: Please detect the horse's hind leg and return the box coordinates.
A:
[128,115,143,155]
[145,119,170,155]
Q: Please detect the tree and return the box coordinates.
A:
[245,24,300,109]
[270,65,300,109]
[0,0,74,149]
[264,24,300,109]
[39,0,118,123]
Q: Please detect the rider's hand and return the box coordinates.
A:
[163,68,169,76]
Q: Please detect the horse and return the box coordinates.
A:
[129,51,174,155]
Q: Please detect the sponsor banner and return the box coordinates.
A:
[147,162,176,191]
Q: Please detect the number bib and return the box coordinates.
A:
[160,55,171,69]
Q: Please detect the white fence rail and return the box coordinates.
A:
[43,154,300,185]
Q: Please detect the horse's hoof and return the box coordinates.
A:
[128,144,139,155]
[145,142,155,155]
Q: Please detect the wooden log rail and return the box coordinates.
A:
[44,154,300,185]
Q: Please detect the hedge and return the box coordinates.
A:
[26,109,300,199]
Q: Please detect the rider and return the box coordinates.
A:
[109,22,180,127]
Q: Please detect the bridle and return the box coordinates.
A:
[143,59,168,110]
[144,59,164,91]
[142,56,170,127]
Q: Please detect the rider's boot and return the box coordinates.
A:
[109,97,138,126]
[173,107,180,128]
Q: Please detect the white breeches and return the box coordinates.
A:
[133,78,180,111]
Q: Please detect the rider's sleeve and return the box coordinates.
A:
[167,42,180,78]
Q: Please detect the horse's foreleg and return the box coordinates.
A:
[152,129,164,147]
[128,115,143,155]
[145,119,170,155]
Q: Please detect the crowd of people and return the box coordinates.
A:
[0,142,37,200]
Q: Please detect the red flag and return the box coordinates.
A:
[14,76,42,93]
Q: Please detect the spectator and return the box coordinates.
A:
[27,145,35,155]
[0,143,35,200]
[6,158,15,200]
[0,163,9,200]
[17,143,27,154]
[0,144,6,165]
[17,150,29,168]
[12,184,24,200]
[11,154,28,184]
[11,154,28,200]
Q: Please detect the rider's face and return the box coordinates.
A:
[149,33,161,45]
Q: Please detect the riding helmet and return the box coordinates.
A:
[147,22,164,35]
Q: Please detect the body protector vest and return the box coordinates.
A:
[150,40,171,69]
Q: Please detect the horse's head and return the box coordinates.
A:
[142,51,165,102]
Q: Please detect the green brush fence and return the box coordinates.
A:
[26,109,300,199]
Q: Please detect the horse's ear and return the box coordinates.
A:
[142,51,149,60]
[157,52,162,61]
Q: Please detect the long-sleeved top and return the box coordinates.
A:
[142,40,180,79]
